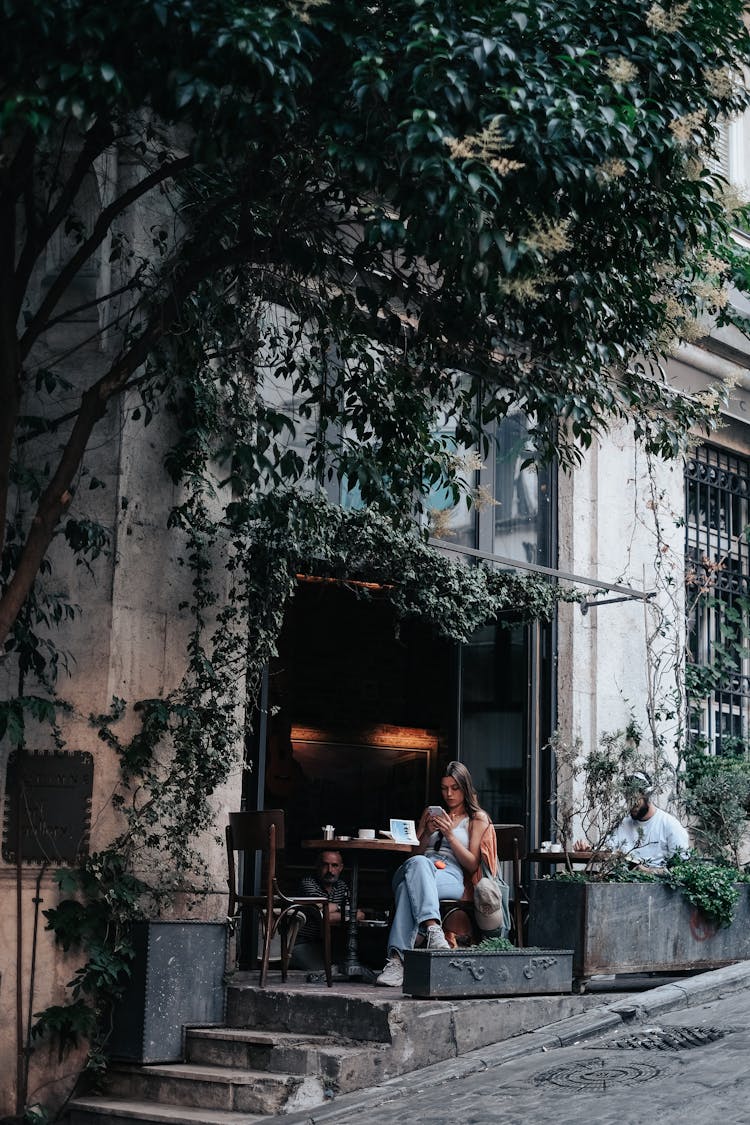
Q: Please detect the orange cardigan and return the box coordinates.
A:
[462,818,497,899]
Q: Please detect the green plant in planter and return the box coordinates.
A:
[550,854,744,929]
[681,740,750,868]
[664,855,742,930]
[547,724,669,870]
[471,935,516,952]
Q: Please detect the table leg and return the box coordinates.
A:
[339,856,375,982]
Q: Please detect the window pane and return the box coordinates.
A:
[493,411,551,565]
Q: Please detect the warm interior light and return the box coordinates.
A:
[295,573,394,591]
[290,724,438,750]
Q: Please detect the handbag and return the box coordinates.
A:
[473,859,511,936]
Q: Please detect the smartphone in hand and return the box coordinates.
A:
[428,805,446,817]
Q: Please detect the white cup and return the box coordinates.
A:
[550,843,564,853]
[358,828,376,840]
[540,841,551,851]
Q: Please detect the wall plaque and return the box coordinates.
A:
[3,749,94,864]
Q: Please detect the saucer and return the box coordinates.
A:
[335,835,351,841]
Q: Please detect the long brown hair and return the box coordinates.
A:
[442,760,483,821]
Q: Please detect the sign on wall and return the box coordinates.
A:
[2,749,94,864]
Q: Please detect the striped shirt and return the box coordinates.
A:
[296,877,350,945]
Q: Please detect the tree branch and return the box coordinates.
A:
[0,156,21,564]
[13,121,115,315]
[0,233,256,647]
[18,153,192,358]
[40,268,146,332]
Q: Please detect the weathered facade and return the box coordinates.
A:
[3,109,750,1125]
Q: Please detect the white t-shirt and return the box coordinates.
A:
[606,806,689,868]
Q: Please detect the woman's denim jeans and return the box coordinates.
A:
[386,854,464,955]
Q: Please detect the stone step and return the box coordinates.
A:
[226,981,396,1042]
[185,1027,390,1091]
[68,1096,269,1125]
[103,1062,327,1116]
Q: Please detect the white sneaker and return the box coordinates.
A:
[426,925,451,951]
[376,954,404,987]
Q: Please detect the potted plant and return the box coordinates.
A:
[529,728,750,987]
[402,936,574,999]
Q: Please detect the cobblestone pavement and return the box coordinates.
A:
[375,990,750,1125]
[284,973,750,1125]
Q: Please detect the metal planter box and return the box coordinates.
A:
[402,948,573,999]
[529,880,750,983]
[109,920,228,1063]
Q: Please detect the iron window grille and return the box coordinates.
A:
[685,444,750,755]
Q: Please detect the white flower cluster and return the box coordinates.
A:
[595,158,628,182]
[645,1,691,35]
[691,279,729,309]
[289,0,328,23]
[526,215,571,257]
[669,109,705,146]
[704,67,738,100]
[605,57,639,84]
[497,274,549,303]
[444,120,525,177]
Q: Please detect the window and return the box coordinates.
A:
[685,444,750,754]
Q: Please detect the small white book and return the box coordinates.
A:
[389,818,419,845]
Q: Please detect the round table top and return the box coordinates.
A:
[302,837,416,853]
[528,849,610,863]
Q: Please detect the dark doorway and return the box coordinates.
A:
[459,616,554,848]
[259,579,454,851]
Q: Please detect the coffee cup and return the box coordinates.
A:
[550,843,563,853]
[358,828,376,840]
[540,841,551,851]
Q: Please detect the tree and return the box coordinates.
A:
[5,4,750,1098]
[3,0,750,669]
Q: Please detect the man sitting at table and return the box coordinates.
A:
[575,772,689,871]
[289,849,363,970]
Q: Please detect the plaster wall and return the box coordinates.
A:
[0,172,243,1114]
[1,393,242,1114]
[557,422,687,827]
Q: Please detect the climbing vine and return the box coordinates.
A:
[31,481,582,1082]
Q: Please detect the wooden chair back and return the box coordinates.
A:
[225,809,332,987]
[494,823,528,946]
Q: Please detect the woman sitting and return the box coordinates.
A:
[376,760,497,988]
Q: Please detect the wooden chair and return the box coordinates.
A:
[226,810,332,987]
[494,824,528,947]
[441,823,529,947]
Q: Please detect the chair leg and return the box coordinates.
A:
[513,897,525,947]
[280,911,303,981]
[259,909,274,988]
[321,905,332,987]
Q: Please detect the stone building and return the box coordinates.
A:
[2,109,750,1124]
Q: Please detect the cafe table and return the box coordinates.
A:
[302,837,416,981]
[527,848,609,867]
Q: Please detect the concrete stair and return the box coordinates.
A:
[67,973,605,1123]
[68,1027,373,1123]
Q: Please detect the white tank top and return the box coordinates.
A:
[425,817,470,879]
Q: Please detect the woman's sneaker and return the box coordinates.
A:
[376,953,404,987]
[426,925,451,951]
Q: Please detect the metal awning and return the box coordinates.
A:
[428,538,655,611]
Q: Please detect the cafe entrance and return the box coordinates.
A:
[243,579,554,867]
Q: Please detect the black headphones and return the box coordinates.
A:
[625,771,654,797]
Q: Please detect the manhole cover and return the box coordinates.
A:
[608,1026,725,1051]
[534,1058,663,1091]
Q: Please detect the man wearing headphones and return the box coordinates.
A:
[604,772,689,870]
